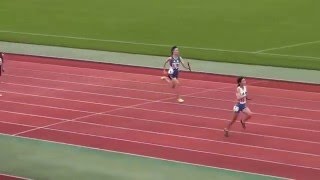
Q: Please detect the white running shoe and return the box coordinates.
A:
[177,98,184,103]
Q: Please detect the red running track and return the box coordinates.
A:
[1,54,320,180]
[0,174,29,180]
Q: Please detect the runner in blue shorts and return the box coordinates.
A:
[161,46,190,103]
[224,77,253,137]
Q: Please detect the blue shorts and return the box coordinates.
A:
[233,103,246,113]
[168,69,179,79]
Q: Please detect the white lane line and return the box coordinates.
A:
[0,133,291,180]
[256,40,320,53]
[0,109,68,121]
[3,82,149,101]
[2,82,319,122]
[1,30,320,62]
[0,121,35,128]
[8,65,320,97]
[187,96,320,112]
[1,90,319,133]
[0,99,94,114]
[6,74,174,95]
[0,173,33,180]
[5,74,320,111]
[2,119,320,158]
[157,101,320,121]
[0,90,123,108]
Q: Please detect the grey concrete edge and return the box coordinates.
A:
[1,41,319,84]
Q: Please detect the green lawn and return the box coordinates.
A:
[0,134,282,180]
[0,0,319,69]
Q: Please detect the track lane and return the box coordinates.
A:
[133,103,320,142]
[159,99,320,120]
[0,110,64,126]
[2,76,172,101]
[5,69,200,95]
[76,113,320,155]
[0,122,34,135]
[0,93,118,113]
[1,83,147,106]
[0,101,90,119]
[194,90,320,110]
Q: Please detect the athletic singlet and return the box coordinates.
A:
[237,86,247,104]
[169,56,181,70]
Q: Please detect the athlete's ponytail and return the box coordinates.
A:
[237,77,244,86]
[171,46,178,55]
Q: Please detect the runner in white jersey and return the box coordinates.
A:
[161,46,190,103]
[224,77,253,137]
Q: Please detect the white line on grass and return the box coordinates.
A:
[1,30,320,61]
[256,40,320,53]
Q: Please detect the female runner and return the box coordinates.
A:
[161,46,190,103]
[224,77,253,137]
